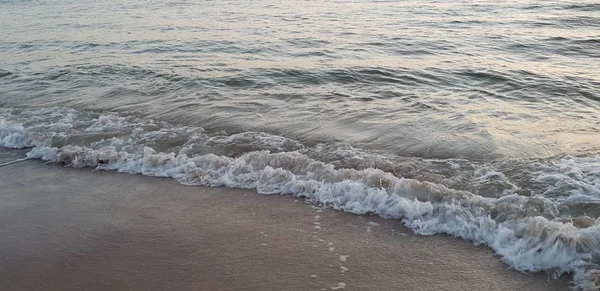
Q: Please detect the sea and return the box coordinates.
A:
[1,0,599,289]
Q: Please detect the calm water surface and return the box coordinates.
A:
[1,0,599,159]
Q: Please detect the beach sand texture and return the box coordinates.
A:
[0,159,568,291]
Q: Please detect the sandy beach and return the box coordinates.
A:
[0,156,570,291]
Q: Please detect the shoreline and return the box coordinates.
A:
[0,159,570,290]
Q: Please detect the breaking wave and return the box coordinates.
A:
[1,106,599,290]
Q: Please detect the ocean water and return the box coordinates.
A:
[1,0,599,289]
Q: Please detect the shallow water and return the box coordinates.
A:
[1,0,599,289]
[2,0,599,159]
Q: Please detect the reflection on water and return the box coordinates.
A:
[1,0,599,161]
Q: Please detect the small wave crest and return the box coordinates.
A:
[1,106,599,290]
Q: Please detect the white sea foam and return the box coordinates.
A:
[1,107,599,290]
[532,157,600,201]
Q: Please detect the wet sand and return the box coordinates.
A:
[0,159,569,291]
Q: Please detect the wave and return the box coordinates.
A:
[562,3,600,12]
[1,106,599,290]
